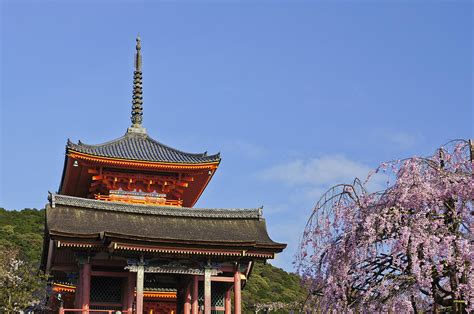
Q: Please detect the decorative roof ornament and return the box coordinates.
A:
[128,36,146,134]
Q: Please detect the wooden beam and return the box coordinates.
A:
[91,271,129,278]
[198,276,234,283]
[176,182,189,188]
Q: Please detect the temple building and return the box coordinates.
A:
[41,37,286,314]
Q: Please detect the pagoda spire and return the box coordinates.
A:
[128,36,146,134]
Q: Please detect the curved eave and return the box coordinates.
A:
[67,150,221,170]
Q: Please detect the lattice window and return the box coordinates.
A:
[90,276,123,303]
[198,282,225,308]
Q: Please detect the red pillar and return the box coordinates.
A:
[136,265,144,314]
[74,266,83,309]
[234,271,241,314]
[184,282,191,314]
[204,269,211,314]
[191,275,199,314]
[225,285,231,314]
[82,262,91,313]
[127,272,135,313]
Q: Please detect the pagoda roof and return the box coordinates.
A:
[46,194,286,251]
[67,131,220,164]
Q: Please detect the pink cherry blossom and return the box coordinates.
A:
[296,140,474,313]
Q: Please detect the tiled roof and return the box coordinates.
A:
[46,194,286,250]
[67,131,220,164]
[49,193,262,219]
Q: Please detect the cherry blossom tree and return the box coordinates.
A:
[296,140,474,313]
[0,246,47,312]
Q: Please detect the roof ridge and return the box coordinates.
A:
[67,134,128,149]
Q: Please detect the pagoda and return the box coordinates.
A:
[41,37,286,314]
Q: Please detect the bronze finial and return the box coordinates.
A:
[135,36,142,71]
[129,35,145,133]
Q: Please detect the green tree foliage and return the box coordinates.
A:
[0,208,44,263]
[0,247,47,312]
[242,262,308,313]
[0,208,46,312]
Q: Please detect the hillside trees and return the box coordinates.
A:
[0,208,47,312]
[297,140,474,312]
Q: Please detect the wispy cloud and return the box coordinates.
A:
[260,155,386,198]
[261,155,370,186]
[259,155,388,271]
[221,139,268,159]
[374,130,424,150]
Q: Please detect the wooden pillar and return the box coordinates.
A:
[225,285,231,314]
[191,275,199,314]
[74,267,83,309]
[82,262,91,313]
[136,265,145,314]
[204,269,212,314]
[184,282,191,314]
[234,270,241,314]
[127,272,135,313]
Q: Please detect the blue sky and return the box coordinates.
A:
[1,1,472,271]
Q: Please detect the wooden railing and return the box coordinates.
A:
[95,194,182,207]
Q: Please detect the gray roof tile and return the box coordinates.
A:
[67,132,220,164]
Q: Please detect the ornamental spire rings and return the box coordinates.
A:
[128,36,146,134]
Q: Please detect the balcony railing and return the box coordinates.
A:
[94,194,182,207]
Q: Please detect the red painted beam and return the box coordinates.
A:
[198,276,234,283]
[91,271,129,277]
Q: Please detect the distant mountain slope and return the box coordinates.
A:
[0,208,44,263]
[243,262,308,313]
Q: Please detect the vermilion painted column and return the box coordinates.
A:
[184,283,191,314]
[75,266,83,309]
[225,285,231,314]
[82,262,91,313]
[127,272,135,313]
[204,269,211,314]
[136,265,145,314]
[191,275,199,314]
[234,271,241,314]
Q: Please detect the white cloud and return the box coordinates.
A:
[258,155,389,271]
[260,155,387,198]
[261,155,370,186]
[221,139,267,159]
[383,131,423,150]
